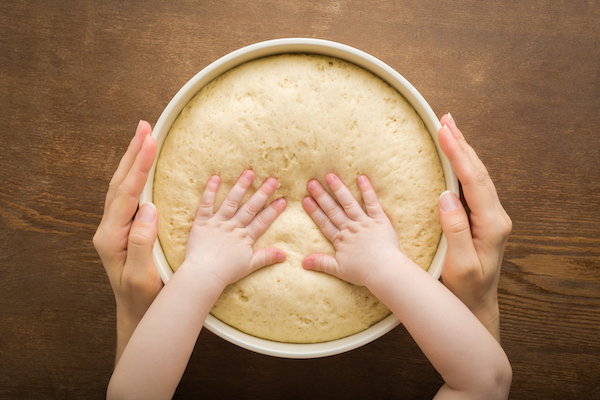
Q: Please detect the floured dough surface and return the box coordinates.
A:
[154,54,445,343]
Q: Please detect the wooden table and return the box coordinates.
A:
[1,1,599,398]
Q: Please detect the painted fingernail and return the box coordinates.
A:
[447,113,457,128]
[439,191,460,212]
[137,202,156,223]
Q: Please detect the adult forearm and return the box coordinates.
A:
[107,263,225,400]
[114,308,142,366]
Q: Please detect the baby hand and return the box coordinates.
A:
[301,173,407,287]
[182,170,287,287]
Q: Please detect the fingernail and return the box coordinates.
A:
[304,259,313,269]
[267,177,277,189]
[447,113,457,128]
[439,191,460,212]
[275,252,285,263]
[137,202,157,223]
[135,120,143,136]
[325,173,337,185]
[142,132,151,148]
[357,175,367,185]
[308,180,319,191]
[302,197,314,209]
[443,124,454,139]
[243,170,255,182]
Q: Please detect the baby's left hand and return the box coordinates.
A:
[182,170,287,287]
[301,173,407,287]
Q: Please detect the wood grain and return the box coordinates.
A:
[1,0,599,398]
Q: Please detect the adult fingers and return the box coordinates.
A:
[104,133,157,234]
[438,191,482,278]
[438,115,512,247]
[438,122,499,226]
[195,175,220,221]
[123,202,161,287]
[324,173,365,221]
[216,170,255,220]
[249,247,286,272]
[105,120,152,213]
[245,197,287,241]
[441,114,490,177]
[307,179,349,228]
[357,175,386,219]
[302,254,341,279]
[235,177,278,226]
[302,196,339,242]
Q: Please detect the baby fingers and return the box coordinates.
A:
[307,178,350,228]
[357,175,385,219]
[235,177,278,226]
[249,247,287,272]
[302,196,339,242]
[245,197,287,241]
[324,173,366,221]
[195,175,221,221]
[216,170,256,220]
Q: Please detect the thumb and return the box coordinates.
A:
[302,254,341,278]
[438,191,479,276]
[126,202,159,269]
[249,247,286,272]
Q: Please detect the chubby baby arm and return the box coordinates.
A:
[302,174,511,399]
[107,171,286,400]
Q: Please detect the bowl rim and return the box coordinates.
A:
[140,38,459,359]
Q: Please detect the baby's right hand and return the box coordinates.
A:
[301,173,410,287]
[182,171,287,288]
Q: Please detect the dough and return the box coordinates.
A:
[153,54,445,343]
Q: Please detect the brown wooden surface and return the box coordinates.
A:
[1,1,599,399]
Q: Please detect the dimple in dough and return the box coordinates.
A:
[153,54,446,343]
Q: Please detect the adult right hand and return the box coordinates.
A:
[437,113,512,342]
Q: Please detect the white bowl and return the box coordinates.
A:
[140,38,459,359]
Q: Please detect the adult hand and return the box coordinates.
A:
[437,113,512,341]
[93,120,163,361]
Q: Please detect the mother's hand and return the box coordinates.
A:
[437,113,512,342]
[93,120,163,362]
